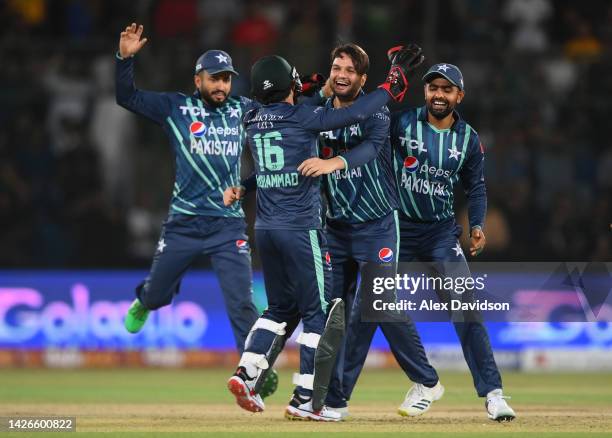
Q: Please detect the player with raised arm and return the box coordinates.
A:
[297,43,444,419]
[391,61,516,421]
[115,23,280,395]
[223,48,417,421]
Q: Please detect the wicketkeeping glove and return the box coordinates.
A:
[299,73,326,97]
[378,44,425,102]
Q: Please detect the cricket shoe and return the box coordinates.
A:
[284,391,342,422]
[227,367,265,413]
[486,389,516,422]
[124,299,150,333]
[398,381,445,417]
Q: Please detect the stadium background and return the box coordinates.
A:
[0,1,611,428]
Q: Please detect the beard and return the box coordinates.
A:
[426,98,455,120]
[200,87,227,107]
[332,81,361,102]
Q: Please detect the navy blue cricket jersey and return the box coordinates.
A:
[115,53,249,217]
[242,89,390,230]
[390,106,486,228]
[318,92,399,224]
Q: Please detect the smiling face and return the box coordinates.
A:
[424,77,464,120]
[329,52,367,101]
[195,71,232,107]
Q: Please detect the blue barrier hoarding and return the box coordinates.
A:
[1,270,611,350]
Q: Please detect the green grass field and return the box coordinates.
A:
[1,368,612,437]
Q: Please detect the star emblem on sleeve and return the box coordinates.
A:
[157,238,167,253]
[453,242,463,257]
[349,125,359,136]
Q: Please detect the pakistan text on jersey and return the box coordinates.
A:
[401,173,449,197]
[256,172,299,188]
[332,166,362,180]
[190,138,240,156]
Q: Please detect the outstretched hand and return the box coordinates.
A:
[119,23,148,58]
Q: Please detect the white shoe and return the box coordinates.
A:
[486,389,516,422]
[227,368,265,413]
[285,391,342,422]
[398,381,445,417]
[327,405,350,419]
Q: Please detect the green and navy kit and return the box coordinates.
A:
[242,89,390,230]
[390,106,486,228]
[318,92,399,224]
[115,53,248,217]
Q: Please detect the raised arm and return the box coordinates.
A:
[297,89,390,132]
[115,23,172,125]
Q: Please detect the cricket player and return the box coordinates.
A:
[115,23,262,371]
[297,43,444,419]
[224,49,419,420]
[391,62,516,421]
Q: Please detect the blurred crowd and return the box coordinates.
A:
[0,0,610,267]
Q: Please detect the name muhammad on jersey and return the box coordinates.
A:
[253,131,299,188]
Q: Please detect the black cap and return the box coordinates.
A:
[250,55,301,100]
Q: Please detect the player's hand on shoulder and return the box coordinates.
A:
[469,227,486,256]
[223,186,245,206]
[119,23,148,58]
[298,157,345,177]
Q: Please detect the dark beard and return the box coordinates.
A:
[200,87,227,107]
[333,84,361,103]
[426,101,454,120]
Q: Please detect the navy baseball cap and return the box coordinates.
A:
[422,63,464,90]
[194,50,239,75]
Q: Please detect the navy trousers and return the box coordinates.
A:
[399,215,502,397]
[136,214,258,353]
[325,212,439,408]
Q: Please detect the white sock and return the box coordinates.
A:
[487,388,503,398]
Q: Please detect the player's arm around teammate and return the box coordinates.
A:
[225,48,424,421]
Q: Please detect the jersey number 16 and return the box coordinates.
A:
[253,131,285,172]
